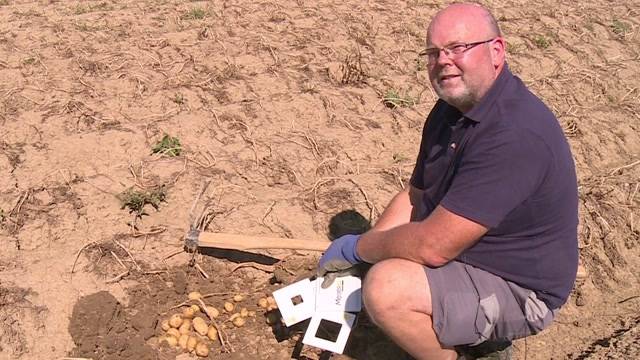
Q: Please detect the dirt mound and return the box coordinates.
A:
[65,260,406,360]
[69,291,155,359]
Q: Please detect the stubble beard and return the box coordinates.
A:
[434,82,476,112]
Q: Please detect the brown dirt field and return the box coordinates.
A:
[0,0,638,359]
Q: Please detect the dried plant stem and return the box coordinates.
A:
[71,241,96,274]
[197,298,233,352]
[230,263,275,274]
[114,239,141,271]
[609,159,640,176]
[194,262,210,279]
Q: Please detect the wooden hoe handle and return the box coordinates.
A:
[192,231,331,252]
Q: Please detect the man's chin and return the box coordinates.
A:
[439,94,472,111]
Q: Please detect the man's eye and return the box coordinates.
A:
[422,49,440,57]
[448,44,468,54]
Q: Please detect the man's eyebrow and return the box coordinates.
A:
[425,40,464,49]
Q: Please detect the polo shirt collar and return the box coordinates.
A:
[463,63,512,122]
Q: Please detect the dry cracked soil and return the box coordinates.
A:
[1,0,639,359]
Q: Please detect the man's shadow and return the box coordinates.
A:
[327,209,371,240]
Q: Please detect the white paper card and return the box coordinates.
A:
[302,311,357,354]
[315,275,362,313]
[272,278,317,326]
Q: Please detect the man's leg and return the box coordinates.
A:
[362,258,457,360]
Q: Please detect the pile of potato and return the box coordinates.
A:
[158,291,279,357]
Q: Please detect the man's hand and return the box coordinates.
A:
[317,234,363,288]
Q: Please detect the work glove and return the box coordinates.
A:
[317,234,363,288]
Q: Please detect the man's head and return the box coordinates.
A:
[425,3,505,112]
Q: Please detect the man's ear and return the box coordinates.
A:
[491,37,506,68]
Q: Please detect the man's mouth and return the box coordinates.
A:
[440,74,460,81]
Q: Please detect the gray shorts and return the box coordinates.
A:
[425,261,556,347]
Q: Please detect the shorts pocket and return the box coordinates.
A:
[472,293,499,345]
[435,291,484,347]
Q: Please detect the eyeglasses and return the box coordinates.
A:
[419,38,495,63]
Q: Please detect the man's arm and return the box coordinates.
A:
[357,205,487,267]
[370,185,424,232]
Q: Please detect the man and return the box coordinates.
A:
[317,3,578,360]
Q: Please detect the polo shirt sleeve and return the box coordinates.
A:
[440,126,551,228]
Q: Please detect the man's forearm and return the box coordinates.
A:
[371,186,422,232]
[357,205,487,267]
[358,221,441,266]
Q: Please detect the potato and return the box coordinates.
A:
[178,318,192,334]
[163,335,178,347]
[195,342,209,357]
[248,310,256,317]
[233,294,244,302]
[161,319,171,331]
[229,313,240,322]
[167,328,181,339]
[188,291,202,300]
[187,336,198,352]
[192,316,208,336]
[223,302,235,312]
[207,326,218,341]
[178,334,189,349]
[205,306,220,319]
[169,314,183,328]
[257,298,268,308]
[183,306,196,319]
[232,316,246,327]
[190,304,200,313]
[240,307,249,317]
[266,297,278,310]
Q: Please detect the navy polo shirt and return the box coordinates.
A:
[410,64,578,309]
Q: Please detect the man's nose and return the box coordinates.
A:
[435,48,453,65]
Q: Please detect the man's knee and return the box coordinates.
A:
[362,259,432,324]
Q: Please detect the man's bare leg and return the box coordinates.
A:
[362,258,457,360]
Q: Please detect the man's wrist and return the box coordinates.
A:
[342,234,363,264]
[351,234,364,263]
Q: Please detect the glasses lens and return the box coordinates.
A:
[421,48,439,58]
[448,44,469,55]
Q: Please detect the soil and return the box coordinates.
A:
[0,0,638,359]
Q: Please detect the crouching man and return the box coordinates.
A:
[317,3,578,359]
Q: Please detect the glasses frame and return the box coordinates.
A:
[420,38,496,63]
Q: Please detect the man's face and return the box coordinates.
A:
[426,14,502,112]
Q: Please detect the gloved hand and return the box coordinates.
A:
[317,234,363,288]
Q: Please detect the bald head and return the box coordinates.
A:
[427,3,502,44]
[424,3,506,112]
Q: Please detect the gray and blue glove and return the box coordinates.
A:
[317,234,363,288]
